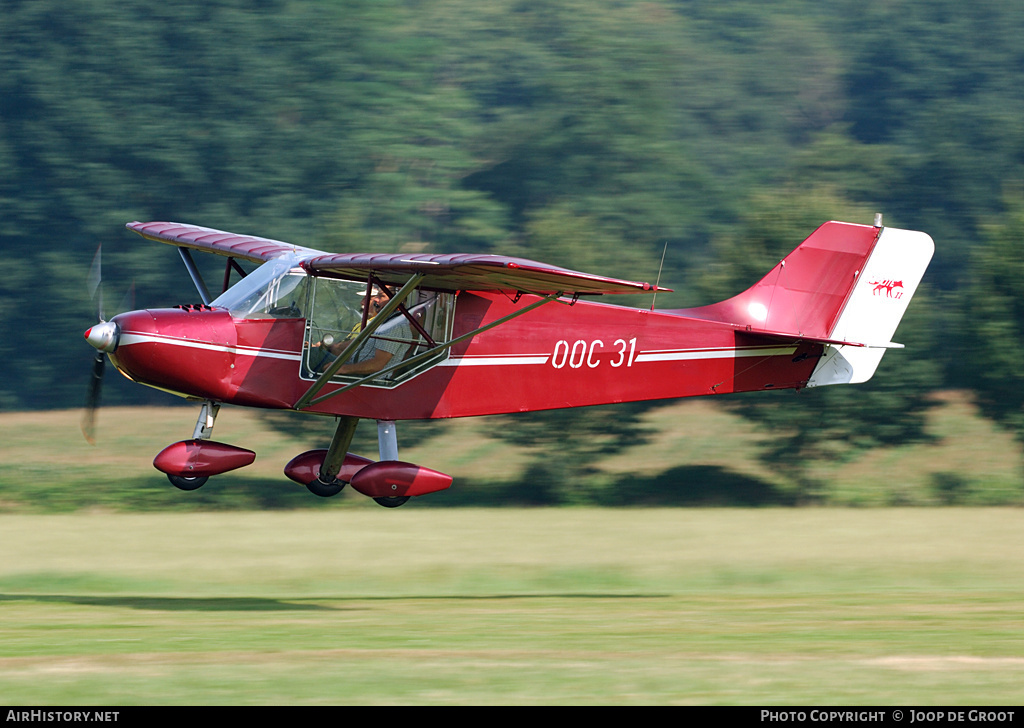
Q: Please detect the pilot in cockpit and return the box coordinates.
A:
[313,285,409,377]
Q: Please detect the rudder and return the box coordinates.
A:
[807,226,934,386]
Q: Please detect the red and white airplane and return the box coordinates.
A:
[83,219,933,507]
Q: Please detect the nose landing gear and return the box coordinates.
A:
[153,401,255,490]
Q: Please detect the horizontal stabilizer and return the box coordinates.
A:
[752,329,905,350]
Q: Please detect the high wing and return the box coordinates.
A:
[127,221,320,263]
[304,253,667,295]
[127,221,668,296]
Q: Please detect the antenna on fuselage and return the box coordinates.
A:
[651,241,668,311]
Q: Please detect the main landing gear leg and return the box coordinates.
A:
[377,420,398,460]
[167,400,220,491]
[307,416,359,497]
[373,419,409,508]
[192,400,220,440]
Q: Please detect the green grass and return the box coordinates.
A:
[0,508,1022,704]
[0,398,1020,702]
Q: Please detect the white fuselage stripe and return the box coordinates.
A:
[119,333,796,366]
[119,332,302,361]
[635,346,796,363]
[440,355,550,366]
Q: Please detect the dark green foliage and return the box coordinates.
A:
[693,189,943,498]
[826,0,1024,287]
[959,188,1024,445]
[484,402,656,504]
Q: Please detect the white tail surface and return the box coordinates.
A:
[807,227,934,387]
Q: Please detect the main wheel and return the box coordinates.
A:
[306,478,345,497]
[168,474,208,491]
[373,496,409,508]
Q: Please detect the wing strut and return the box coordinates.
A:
[221,257,247,294]
[295,291,563,410]
[178,247,212,305]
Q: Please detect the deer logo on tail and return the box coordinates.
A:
[869,279,904,298]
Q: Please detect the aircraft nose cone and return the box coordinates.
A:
[84,320,119,352]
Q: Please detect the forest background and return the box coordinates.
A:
[2,0,1023,506]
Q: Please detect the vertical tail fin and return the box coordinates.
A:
[676,221,934,386]
[806,225,933,386]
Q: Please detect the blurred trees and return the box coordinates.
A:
[959,187,1024,448]
[827,0,1024,285]
[692,187,942,501]
[483,403,655,505]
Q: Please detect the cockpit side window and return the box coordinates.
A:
[302,277,455,386]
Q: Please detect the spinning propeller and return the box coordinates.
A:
[81,246,130,444]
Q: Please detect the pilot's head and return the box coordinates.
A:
[365,286,388,317]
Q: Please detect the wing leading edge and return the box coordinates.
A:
[127,221,668,296]
[305,253,668,295]
[127,221,319,263]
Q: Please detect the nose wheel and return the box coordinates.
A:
[154,401,255,490]
[166,402,220,491]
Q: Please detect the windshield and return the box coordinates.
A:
[210,254,309,319]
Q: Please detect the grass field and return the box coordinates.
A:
[0,508,1022,705]
[0,401,1021,703]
